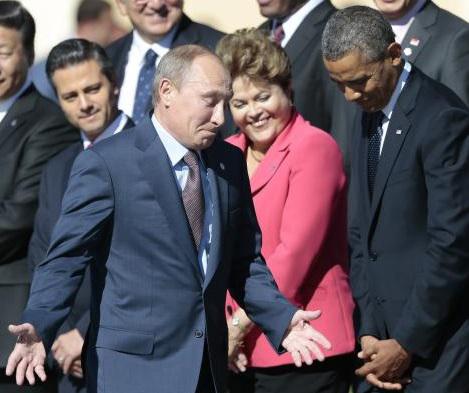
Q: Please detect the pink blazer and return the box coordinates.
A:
[226,112,355,367]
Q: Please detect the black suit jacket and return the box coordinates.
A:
[349,67,469,391]
[0,84,78,366]
[260,1,336,133]
[106,14,223,89]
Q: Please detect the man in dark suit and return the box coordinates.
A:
[6,45,331,393]
[257,0,336,133]
[0,3,78,392]
[27,39,133,393]
[322,6,469,392]
[374,0,469,107]
[107,0,223,125]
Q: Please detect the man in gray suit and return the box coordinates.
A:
[6,45,331,393]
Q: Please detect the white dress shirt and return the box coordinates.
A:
[380,61,412,154]
[0,74,32,124]
[151,115,213,274]
[273,0,323,47]
[118,27,178,118]
[81,112,129,149]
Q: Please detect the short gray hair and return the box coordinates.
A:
[153,44,216,103]
[322,6,395,62]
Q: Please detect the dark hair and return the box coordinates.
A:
[216,28,291,95]
[77,0,111,24]
[46,38,116,89]
[322,6,395,62]
[0,1,36,64]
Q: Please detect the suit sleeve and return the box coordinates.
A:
[22,149,114,350]
[227,148,297,353]
[264,132,346,301]
[440,26,469,107]
[393,108,469,359]
[0,113,76,266]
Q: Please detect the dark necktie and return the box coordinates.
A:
[132,49,157,124]
[367,111,384,197]
[272,22,285,45]
[182,151,205,250]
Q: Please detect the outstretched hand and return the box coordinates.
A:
[5,323,47,386]
[282,310,331,367]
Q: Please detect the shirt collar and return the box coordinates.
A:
[274,0,323,45]
[132,23,179,61]
[81,111,128,149]
[151,114,188,167]
[390,0,426,27]
[0,73,32,114]
[381,61,412,120]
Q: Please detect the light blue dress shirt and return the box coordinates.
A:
[151,115,213,275]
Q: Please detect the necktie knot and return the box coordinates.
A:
[183,150,199,168]
[144,49,157,67]
[272,22,285,45]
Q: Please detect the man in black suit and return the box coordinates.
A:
[323,6,469,392]
[107,0,223,125]
[374,0,469,107]
[27,39,133,393]
[257,0,336,133]
[0,2,78,392]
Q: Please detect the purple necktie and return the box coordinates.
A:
[182,151,205,250]
[273,23,285,45]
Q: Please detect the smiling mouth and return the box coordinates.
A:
[251,118,269,128]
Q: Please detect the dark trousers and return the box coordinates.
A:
[0,369,57,393]
[229,354,353,393]
[195,343,216,393]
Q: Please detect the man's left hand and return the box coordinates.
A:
[282,310,331,367]
[356,338,412,390]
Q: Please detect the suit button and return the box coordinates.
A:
[369,251,377,262]
[194,329,204,338]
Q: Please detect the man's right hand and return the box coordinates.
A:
[5,323,47,385]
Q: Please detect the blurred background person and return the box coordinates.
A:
[257,0,337,134]
[374,0,469,107]
[27,38,133,393]
[0,2,78,392]
[76,0,127,47]
[217,29,355,393]
[108,0,223,125]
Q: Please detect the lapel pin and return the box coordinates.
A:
[220,163,225,170]
[403,47,412,57]
[410,37,420,46]
[10,119,17,127]
[396,129,402,135]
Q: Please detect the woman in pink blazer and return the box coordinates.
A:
[217,29,355,393]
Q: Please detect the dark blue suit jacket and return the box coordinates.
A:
[349,67,469,392]
[23,117,296,393]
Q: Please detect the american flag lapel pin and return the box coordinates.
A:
[396,129,402,135]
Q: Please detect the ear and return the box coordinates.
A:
[158,78,176,108]
[387,42,402,66]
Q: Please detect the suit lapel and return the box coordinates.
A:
[0,85,37,146]
[114,33,133,88]
[369,70,420,226]
[135,118,201,281]
[172,14,200,47]
[284,1,334,64]
[202,144,228,288]
[400,1,435,63]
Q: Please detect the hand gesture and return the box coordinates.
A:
[5,323,47,385]
[282,310,331,367]
[52,328,84,377]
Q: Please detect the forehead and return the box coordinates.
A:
[181,55,230,93]
[325,51,375,79]
[0,25,23,48]
[53,60,106,89]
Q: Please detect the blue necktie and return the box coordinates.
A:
[367,111,384,197]
[132,49,157,124]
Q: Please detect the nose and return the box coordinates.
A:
[78,94,93,112]
[211,101,225,127]
[344,85,361,102]
[246,102,261,118]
